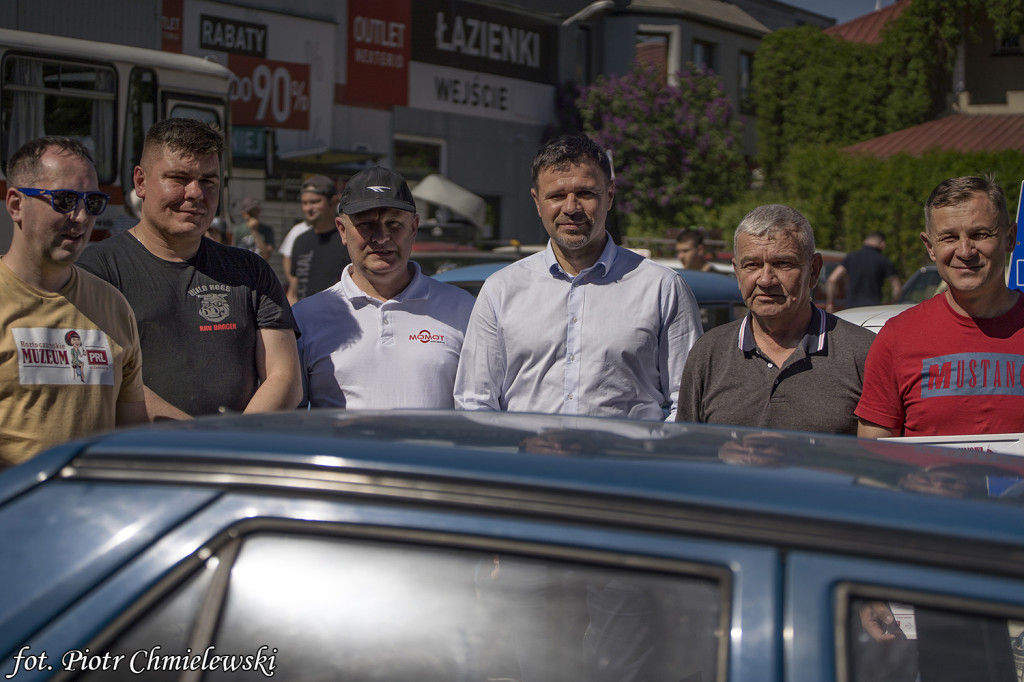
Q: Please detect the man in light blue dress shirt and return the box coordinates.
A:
[454,134,703,421]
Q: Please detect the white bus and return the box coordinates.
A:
[0,28,233,251]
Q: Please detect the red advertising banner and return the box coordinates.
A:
[161,0,184,53]
[228,55,311,130]
[345,0,410,107]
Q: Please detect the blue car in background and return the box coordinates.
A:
[1,410,1024,681]
[434,262,746,331]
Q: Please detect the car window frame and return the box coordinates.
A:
[38,492,781,682]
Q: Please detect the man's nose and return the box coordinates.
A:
[954,237,977,260]
[755,264,778,284]
[184,180,204,200]
[563,193,583,214]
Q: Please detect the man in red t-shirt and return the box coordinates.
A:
[856,176,1023,437]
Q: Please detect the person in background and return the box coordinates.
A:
[675,229,715,272]
[293,166,475,408]
[77,118,301,419]
[455,134,703,421]
[825,231,902,311]
[234,196,274,260]
[288,175,348,303]
[677,204,875,435]
[0,136,146,462]
[857,175,1024,437]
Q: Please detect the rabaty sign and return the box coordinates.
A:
[345,0,410,107]
[178,0,334,145]
[199,14,268,58]
[408,0,557,125]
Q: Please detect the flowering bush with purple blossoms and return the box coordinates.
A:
[577,61,747,237]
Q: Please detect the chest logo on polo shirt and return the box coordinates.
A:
[410,329,446,344]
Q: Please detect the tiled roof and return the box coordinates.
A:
[842,114,1024,158]
[824,0,910,44]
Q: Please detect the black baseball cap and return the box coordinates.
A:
[299,175,337,198]
[337,166,416,215]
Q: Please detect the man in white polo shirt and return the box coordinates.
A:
[292,166,475,408]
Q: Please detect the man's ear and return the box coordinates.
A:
[5,188,23,226]
[530,186,542,218]
[133,165,147,199]
[336,216,348,246]
[920,231,937,262]
[809,252,823,287]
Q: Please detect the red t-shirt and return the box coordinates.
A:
[856,294,1024,436]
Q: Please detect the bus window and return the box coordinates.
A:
[168,103,221,127]
[1,55,116,182]
[121,68,156,202]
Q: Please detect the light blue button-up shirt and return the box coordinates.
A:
[454,235,703,420]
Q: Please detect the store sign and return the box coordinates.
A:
[345,0,411,107]
[232,126,267,159]
[407,62,554,125]
[411,0,558,85]
[200,14,267,58]
[228,55,310,130]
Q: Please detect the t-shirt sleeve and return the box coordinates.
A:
[119,306,146,403]
[254,258,299,334]
[854,324,905,430]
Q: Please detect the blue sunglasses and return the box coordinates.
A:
[18,188,110,216]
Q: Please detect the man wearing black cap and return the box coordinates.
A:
[288,174,348,302]
[292,166,475,408]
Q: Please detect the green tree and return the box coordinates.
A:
[752,0,1024,179]
[576,61,747,237]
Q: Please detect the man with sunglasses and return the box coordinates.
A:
[0,136,147,463]
[77,118,301,419]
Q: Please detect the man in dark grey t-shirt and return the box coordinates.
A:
[676,204,875,435]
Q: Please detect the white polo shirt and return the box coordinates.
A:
[294,262,475,409]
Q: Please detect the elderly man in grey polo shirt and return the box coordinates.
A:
[676,204,875,435]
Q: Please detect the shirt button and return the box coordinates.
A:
[566,393,574,401]
[572,317,578,324]
[568,354,575,362]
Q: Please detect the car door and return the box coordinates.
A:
[786,552,1024,682]
[21,490,784,682]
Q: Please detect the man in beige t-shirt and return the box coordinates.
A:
[0,136,146,464]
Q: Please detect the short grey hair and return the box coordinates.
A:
[734,204,815,260]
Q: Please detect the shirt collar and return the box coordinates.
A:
[543,232,617,280]
[341,261,427,303]
[737,303,828,355]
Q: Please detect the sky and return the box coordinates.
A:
[780,0,898,25]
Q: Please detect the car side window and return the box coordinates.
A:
[846,595,1023,682]
[76,532,726,682]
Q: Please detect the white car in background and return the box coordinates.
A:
[835,265,944,333]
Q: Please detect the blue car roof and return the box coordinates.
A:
[12,411,1023,550]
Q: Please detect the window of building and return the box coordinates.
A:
[393,134,444,182]
[635,25,682,86]
[692,40,717,74]
[739,51,754,115]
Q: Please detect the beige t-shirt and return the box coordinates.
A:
[0,262,144,464]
